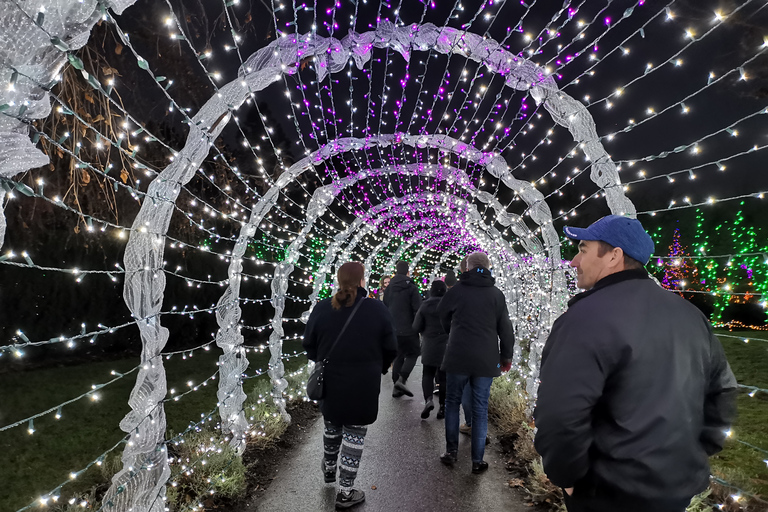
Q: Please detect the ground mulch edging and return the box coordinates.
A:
[496,430,559,511]
[235,400,321,510]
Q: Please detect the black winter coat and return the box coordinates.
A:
[534,269,738,505]
[412,297,448,367]
[383,274,422,336]
[303,288,398,425]
[437,268,515,377]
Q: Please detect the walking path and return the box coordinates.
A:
[251,364,532,511]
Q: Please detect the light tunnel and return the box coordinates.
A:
[13,2,743,510]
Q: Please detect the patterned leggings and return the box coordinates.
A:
[323,421,368,493]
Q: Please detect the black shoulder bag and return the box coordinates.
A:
[306,297,366,400]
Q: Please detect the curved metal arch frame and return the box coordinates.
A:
[105,21,639,507]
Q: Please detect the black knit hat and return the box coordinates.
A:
[430,280,447,297]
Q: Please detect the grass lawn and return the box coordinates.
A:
[2,330,765,510]
[0,341,307,512]
[711,329,768,501]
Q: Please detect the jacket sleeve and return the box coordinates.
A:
[302,308,320,362]
[533,315,624,488]
[437,290,454,334]
[700,329,738,455]
[381,306,398,372]
[410,285,422,315]
[496,293,515,361]
[412,306,426,334]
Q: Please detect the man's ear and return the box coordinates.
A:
[611,247,626,269]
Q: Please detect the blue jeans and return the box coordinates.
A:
[461,383,472,425]
[445,373,494,463]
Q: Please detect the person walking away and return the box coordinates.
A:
[438,252,515,474]
[454,256,474,434]
[413,280,449,419]
[444,269,457,289]
[534,215,738,512]
[431,270,455,398]
[383,260,422,397]
[303,262,397,510]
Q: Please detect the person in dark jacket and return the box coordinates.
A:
[437,252,515,474]
[413,280,449,419]
[444,270,457,289]
[383,260,423,397]
[303,261,397,510]
[455,256,475,434]
[534,215,738,512]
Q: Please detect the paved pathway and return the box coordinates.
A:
[251,364,532,511]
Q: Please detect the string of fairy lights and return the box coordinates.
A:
[9,2,520,510]
[8,351,311,512]
[9,0,736,384]
[1,0,767,510]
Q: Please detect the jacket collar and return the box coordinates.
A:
[389,273,416,288]
[459,267,495,287]
[568,269,650,307]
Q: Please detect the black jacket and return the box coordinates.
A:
[303,288,398,425]
[383,274,422,336]
[534,270,738,505]
[412,296,448,367]
[437,268,515,377]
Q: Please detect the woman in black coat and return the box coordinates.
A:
[412,280,448,420]
[303,262,397,510]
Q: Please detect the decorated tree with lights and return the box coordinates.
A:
[660,228,699,295]
[692,206,768,324]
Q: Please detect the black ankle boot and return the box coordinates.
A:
[394,376,414,397]
[440,451,458,466]
[436,405,445,419]
[421,399,434,419]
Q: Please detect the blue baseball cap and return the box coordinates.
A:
[564,215,654,265]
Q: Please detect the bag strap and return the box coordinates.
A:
[323,297,366,364]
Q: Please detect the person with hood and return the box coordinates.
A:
[413,280,449,419]
[534,215,737,512]
[383,260,423,397]
[438,252,515,474]
[303,262,398,510]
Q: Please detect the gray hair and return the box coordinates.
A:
[459,256,469,272]
[466,252,490,270]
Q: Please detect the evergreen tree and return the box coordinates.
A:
[661,228,698,295]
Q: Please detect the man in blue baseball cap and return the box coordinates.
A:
[534,215,737,512]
